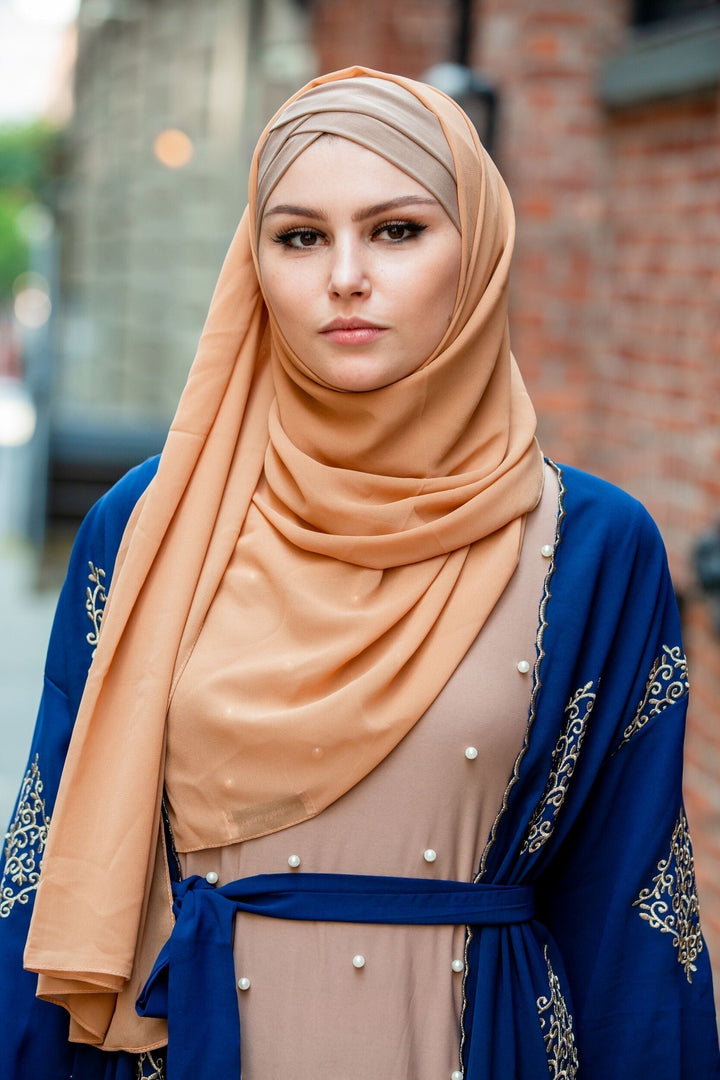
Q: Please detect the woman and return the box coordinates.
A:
[1,67,718,1080]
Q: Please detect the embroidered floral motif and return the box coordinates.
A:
[85,561,107,657]
[633,809,703,982]
[0,755,50,918]
[520,681,596,855]
[616,645,688,753]
[136,1049,165,1080]
[536,944,579,1079]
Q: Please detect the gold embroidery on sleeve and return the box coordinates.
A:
[0,755,50,918]
[520,681,596,855]
[633,809,703,983]
[616,645,688,753]
[85,561,107,657]
[536,944,579,1079]
[136,1050,165,1080]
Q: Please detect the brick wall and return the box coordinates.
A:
[312,0,457,79]
[314,0,720,995]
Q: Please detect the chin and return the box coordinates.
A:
[331,374,397,393]
[321,360,407,394]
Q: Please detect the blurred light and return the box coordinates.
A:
[425,62,475,100]
[14,289,52,328]
[0,378,37,447]
[16,203,54,244]
[13,272,52,329]
[13,271,50,296]
[153,128,194,169]
[11,0,81,25]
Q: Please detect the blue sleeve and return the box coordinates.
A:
[533,492,720,1078]
[0,458,160,1080]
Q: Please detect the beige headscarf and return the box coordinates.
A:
[25,67,544,1051]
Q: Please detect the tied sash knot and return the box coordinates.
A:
[137,872,535,1080]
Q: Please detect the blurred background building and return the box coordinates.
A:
[1,0,719,999]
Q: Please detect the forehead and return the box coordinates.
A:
[264,137,437,212]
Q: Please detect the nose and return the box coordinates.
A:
[327,236,370,299]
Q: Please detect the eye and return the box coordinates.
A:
[372,220,427,243]
[273,227,325,249]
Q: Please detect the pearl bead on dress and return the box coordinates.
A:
[452,959,464,973]
[237,977,251,991]
[516,660,531,674]
[423,849,437,863]
[464,746,478,760]
[352,954,366,969]
[287,854,301,868]
[541,544,554,558]
[205,871,219,885]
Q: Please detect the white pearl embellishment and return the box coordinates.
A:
[517,660,531,674]
[237,977,251,991]
[287,855,301,868]
[352,954,366,969]
[541,544,554,558]
[452,959,464,973]
[205,871,219,885]
[451,1071,464,1080]
[423,849,437,863]
[464,746,478,760]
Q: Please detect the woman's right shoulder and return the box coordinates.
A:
[73,454,161,565]
[82,454,161,534]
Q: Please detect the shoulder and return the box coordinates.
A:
[546,462,674,639]
[76,455,161,565]
[62,454,161,616]
[554,462,666,562]
[83,454,161,530]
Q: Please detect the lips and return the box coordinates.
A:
[319,317,387,345]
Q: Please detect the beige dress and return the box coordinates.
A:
[173,464,559,1080]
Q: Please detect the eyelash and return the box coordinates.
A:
[271,219,428,249]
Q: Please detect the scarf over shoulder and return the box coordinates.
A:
[24,66,544,1050]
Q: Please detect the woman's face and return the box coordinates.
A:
[258,137,461,392]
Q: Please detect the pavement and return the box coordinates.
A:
[0,539,59,829]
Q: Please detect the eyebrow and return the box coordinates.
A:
[263,195,440,222]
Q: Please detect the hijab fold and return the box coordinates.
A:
[25,66,544,1051]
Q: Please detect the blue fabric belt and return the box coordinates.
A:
[136,871,534,1080]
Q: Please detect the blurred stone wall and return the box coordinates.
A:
[57,0,314,431]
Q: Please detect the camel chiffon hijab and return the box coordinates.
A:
[25,67,544,1050]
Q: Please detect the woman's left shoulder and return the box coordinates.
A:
[552,461,666,559]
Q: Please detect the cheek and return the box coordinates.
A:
[417,255,458,331]
[405,255,459,359]
[262,270,301,338]
[261,260,317,336]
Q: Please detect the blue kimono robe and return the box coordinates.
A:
[0,458,718,1079]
